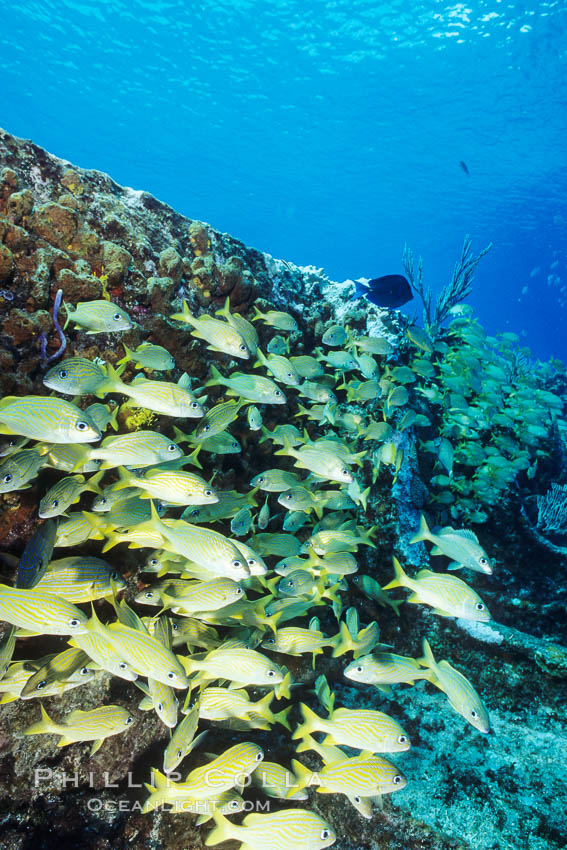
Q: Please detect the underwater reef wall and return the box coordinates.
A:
[0,127,567,850]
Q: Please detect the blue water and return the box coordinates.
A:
[2,1,567,361]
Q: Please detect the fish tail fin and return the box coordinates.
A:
[116,343,132,366]
[331,620,354,657]
[382,556,409,591]
[292,703,321,740]
[350,281,368,301]
[172,425,190,444]
[107,404,119,431]
[112,466,133,492]
[418,637,438,672]
[170,300,195,325]
[86,470,105,494]
[24,703,58,736]
[214,296,231,320]
[101,531,121,553]
[274,705,293,731]
[101,362,128,397]
[205,811,236,847]
[410,513,431,545]
[274,435,293,457]
[295,732,318,754]
[204,364,223,387]
[62,301,73,328]
[288,759,312,795]
[251,305,263,322]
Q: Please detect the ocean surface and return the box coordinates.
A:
[2,0,567,361]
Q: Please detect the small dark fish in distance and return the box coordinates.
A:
[459,160,470,175]
[351,274,413,309]
[16,519,58,589]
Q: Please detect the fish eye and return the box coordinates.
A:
[341,468,349,476]
[239,344,247,352]
[203,424,211,432]
[51,499,59,508]
[119,662,128,670]
[3,474,13,483]
[204,489,213,497]
[228,800,239,810]
[75,421,89,431]
[158,703,163,711]
[257,476,264,483]
[190,509,200,517]
[100,497,107,505]
[254,751,263,761]
[353,796,361,804]
[36,680,47,690]
[149,558,159,566]
[190,402,199,409]
[231,559,244,569]
[475,602,485,611]
[265,637,275,644]
[167,443,177,452]
[397,734,408,744]
[355,665,363,673]
[145,591,155,599]
[171,622,179,631]
[125,715,134,724]
[167,672,176,680]
[58,369,68,379]
[111,571,119,580]
[471,709,478,718]
[321,829,331,840]
[235,588,244,596]
[479,557,488,566]
[80,667,90,676]
[69,618,81,627]
[285,494,293,501]
[393,775,404,785]
[266,670,276,678]
[275,390,282,397]
[113,312,122,321]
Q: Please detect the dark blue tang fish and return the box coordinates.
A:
[16,519,57,589]
[351,274,413,309]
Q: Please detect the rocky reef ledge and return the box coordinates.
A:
[0,128,566,850]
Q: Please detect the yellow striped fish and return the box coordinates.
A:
[69,631,138,681]
[20,648,94,699]
[43,357,116,396]
[116,372,205,418]
[143,742,263,810]
[0,448,46,492]
[344,652,432,692]
[192,398,245,442]
[419,639,490,733]
[262,627,337,660]
[23,703,135,754]
[0,435,29,457]
[291,753,406,797]
[276,439,353,485]
[205,809,335,850]
[112,466,218,506]
[383,557,491,621]
[64,299,132,333]
[159,579,245,615]
[215,297,259,355]
[181,645,284,687]
[205,365,286,405]
[34,556,125,602]
[117,342,175,371]
[39,472,103,518]
[84,402,119,432]
[138,502,250,579]
[0,585,87,634]
[163,698,205,773]
[171,301,251,359]
[89,431,183,468]
[199,687,290,729]
[251,307,298,332]
[0,396,101,443]
[293,703,410,754]
[86,609,188,688]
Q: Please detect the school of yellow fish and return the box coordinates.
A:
[1,292,552,849]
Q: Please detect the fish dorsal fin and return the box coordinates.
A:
[449,529,480,543]
[66,709,89,722]
[178,373,191,390]
[415,569,434,579]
